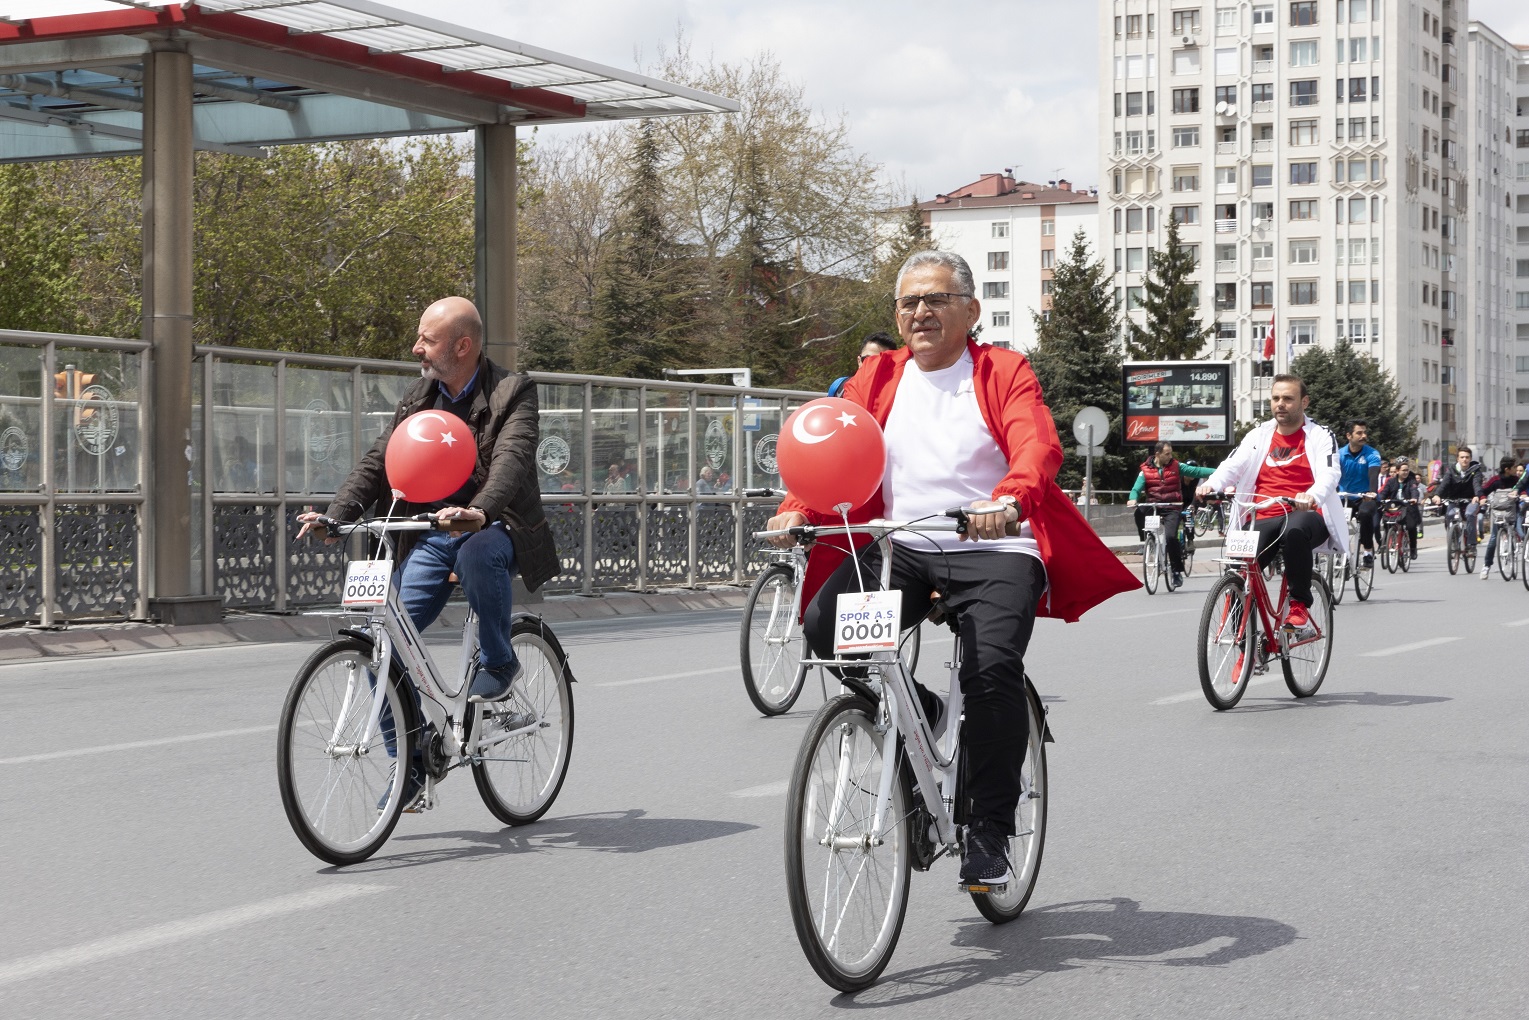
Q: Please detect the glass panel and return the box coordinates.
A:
[285,365,353,496]
[211,360,276,494]
[538,382,588,494]
[738,397,784,493]
[696,391,737,494]
[644,387,692,495]
[53,347,142,494]
[591,385,639,494]
[358,370,416,455]
[189,358,204,596]
[0,344,44,492]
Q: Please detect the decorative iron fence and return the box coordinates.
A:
[0,329,817,624]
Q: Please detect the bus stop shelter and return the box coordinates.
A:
[0,0,736,622]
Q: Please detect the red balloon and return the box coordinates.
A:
[777,397,886,514]
[385,410,477,502]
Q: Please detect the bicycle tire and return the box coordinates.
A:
[1197,573,1255,710]
[1521,533,1529,591]
[1398,532,1412,573]
[971,680,1047,924]
[1353,547,1375,601]
[471,616,576,826]
[1142,533,1160,594]
[898,622,921,676]
[1463,523,1477,573]
[740,563,808,716]
[277,637,416,866]
[785,693,911,992]
[1498,532,1517,581]
[1447,524,1461,575]
[1282,575,1332,698]
[1329,553,1347,605]
[1382,526,1399,574]
[1181,527,1196,580]
[1193,508,1209,537]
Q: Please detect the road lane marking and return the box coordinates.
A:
[1153,674,1283,705]
[1111,608,1199,621]
[0,885,387,988]
[1502,618,1529,628]
[730,780,789,798]
[0,725,277,765]
[1360,636,1462,657]
[592,666,735,688]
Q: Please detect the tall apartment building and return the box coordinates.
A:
[1515,44,1529,461]
[917,173,1099,351]
[1100,0,1477,462]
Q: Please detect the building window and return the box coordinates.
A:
[1041,220,1055,236]
[1289,240,1319,264]
[1290,1,1318,27]
[1215,283,1238,311]
[1290,161,1319,184]
[1348,280,1368,303]
[1290,119,1319,145]
[1126,207,1145,232]
[1291,320,1319,345]
[992,311,1010,328]
[982,282,1009,299]
[1172,88,1200,114]
[1216,85,1238,108]
[1173,125,1201,147]
[1127,247,1146,272]
[987,251,1009,271]
[1171,205,1201,225]
[1173,48,1202,74]
[1173,9,1201,34]
[1126,91,1144,116]
[1251,281,1275,307]
[1127,286,1145,309]
[1290,281,1318,304]
[1346,76,1368,102]
[1041,280,1055,296]
[1251,82,1274,104]
[1253,164,1274,187]
[1290,40,1318,66]
[1041,249,1056,269]
[1289,199,1318,220]
[1253,5,1274,28]
[1290,80,1319,107]
[1172,169,1201,192]
[991,222,1008,238]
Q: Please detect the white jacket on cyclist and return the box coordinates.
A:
[1203,416,1348,556]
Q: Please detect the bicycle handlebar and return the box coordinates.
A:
[742,487,784,498]
[753,511,1021,543]
[304,513,484,539]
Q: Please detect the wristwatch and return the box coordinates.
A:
[997,494,1020,517]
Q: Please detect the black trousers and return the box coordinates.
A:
[1345,497,1378,551]
[1133,504,1184,572]
[803,545,1046,835]
[1252,511,1330,608]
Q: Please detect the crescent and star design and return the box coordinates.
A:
[790,407,859,446]
[404,410,459,447]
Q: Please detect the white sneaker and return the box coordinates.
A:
[1480,566,1491,579]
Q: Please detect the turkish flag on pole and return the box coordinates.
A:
[1261,310,1276,361]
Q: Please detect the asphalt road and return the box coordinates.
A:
[2,547,1526,1019]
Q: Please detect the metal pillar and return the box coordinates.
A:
[475,123,518,370]
[144,43,218,624]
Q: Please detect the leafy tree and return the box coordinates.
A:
[0,164,85,333]
[1292,340,1418,459]
[1028,229,1129,489]
[1128,216,1215,361]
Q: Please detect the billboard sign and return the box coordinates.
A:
[1121,361,1233,445]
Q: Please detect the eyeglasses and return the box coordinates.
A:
[893,292,972,315]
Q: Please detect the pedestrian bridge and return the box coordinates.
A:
[0,328,814,625]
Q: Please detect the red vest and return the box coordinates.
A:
[1141,460,1183,505]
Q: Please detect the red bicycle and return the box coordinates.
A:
[1196,495,1334,710]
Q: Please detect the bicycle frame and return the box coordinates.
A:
[1219,497,1315,660]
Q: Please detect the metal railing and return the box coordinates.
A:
[0,329,818,624]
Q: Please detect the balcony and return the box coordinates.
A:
[1217,141,1237,155]
[1216,259,1237,273]
[1254,60,1272,73]
[1252,138,1274,152]
[1215,219,1238,233]
[1253,257,1274,271]
[1253,100,1274,113]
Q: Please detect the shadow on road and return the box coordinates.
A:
[335,809,758,872]
[1232,691,1452,712]
[834,897,1298,1008]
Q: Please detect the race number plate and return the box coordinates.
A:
[833,590,902,655]
[1143,514,1162,531]
[1224,530,1259,559]
[341,559,391,606]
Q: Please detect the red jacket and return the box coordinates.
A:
[779,340,1140,622]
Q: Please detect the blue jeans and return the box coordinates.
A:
[1482,512,1526,568]
[397,523,519,671]
[1445,502,1479,544]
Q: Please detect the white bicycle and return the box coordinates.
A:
[761,512,1049,991]
[277,513,575,866]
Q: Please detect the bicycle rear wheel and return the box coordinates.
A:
[1353,547,1375,601]
[471,616,575,826]
[1382,526,1400,573]
[1398,531,1412,573]
[971,679,1047,924]
[741,563,808,715]
[1498,532,1517,581]
[1521,533,1529,591]
[1463,525,1477,573]
[1181,528,1196,579]
[1141,533,1160,594]
[1193,508,1209,537]
[1447,525,1461,574]
[1197,573,1256,710]
[1282,576,1332,698]
[277,637,416,866]
[785,694,911,992]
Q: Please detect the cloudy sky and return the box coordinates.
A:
[22,0,1529,198]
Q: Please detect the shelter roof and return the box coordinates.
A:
[0,0,738,161]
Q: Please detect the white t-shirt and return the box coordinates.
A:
[881,351,1041,558]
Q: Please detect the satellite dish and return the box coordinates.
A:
[1252,217,1264,228]
[1227,105,1238,116]
[1215,101,1228,114]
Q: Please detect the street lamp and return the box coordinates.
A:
[662,367,752,389]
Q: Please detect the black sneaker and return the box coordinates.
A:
[959,819,1013,889]
[378,760,426,812]
[469,657,523,703]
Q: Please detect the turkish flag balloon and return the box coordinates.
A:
[385,410,477,502]
[777,397,886,514]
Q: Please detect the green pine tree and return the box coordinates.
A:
[1128,216,1215,361]
[1291,340,1419,459]
[1029,229,1130,490]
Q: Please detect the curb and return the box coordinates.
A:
[0,587,750,664]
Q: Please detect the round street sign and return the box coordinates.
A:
[1071,406,1110,447]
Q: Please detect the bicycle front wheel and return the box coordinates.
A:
[785,694,911,993]
[1520,534,1529,591]
[472,616,576,826]
[1182,529,1196,578]
[1198,573,1256,710]
[1463,527,1477,573]
[277,637,416,866]
[1282,576,1333,698]
[1498,533,1517,581]
[741,563,807,715]
[1447,525,1461,574]
[971,679,1047,924]
[1398,532,1412,573]
[1142,534,1160,594]
[898,622,921,676]
[1354,547,1375,601]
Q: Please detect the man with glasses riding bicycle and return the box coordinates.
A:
[1337,419,1383,567]
[1195,374,1345,640]
[765,250,1137,890]
[1127,441,1214,588]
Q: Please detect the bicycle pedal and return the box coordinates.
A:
[959,880,1009,894]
